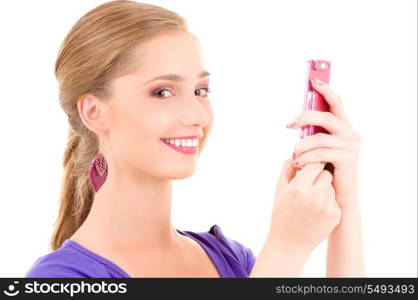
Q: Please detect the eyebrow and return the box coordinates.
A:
[143,70,210,85]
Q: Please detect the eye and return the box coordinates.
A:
[195,86,212,97]
[151,88,174,98]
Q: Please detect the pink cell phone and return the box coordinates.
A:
[300,59,331,139]
[300,59,334,174]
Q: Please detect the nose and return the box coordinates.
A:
[180,95,211,128]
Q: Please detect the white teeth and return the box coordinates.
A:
[162,138,200,147]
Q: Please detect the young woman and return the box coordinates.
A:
[26,0,365,278]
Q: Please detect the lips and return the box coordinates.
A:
[161,135,202,140]
[161,139,198,155]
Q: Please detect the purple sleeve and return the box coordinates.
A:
[25,261,88,278]
[243,245,256,276]
[209,225,256,277]
[25,250,108,278]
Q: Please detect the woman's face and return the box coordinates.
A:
[103,30,213,180]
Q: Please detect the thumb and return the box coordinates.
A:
[276,159,297,194]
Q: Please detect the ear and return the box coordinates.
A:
[77,93,107,135]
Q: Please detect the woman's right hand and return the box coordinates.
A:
[268,159,342,257]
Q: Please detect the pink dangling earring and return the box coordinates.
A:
[89,136,108,192]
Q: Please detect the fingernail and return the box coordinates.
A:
[286,119,297,128]
[292,160,301,171]
[311,78,323,85]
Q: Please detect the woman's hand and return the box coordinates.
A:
[267,160,341,258]
[251,162,340,278]
[286,78,361,209]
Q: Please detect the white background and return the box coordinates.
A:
[0,0,416,277]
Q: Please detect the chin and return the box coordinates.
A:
[163,165,197,180]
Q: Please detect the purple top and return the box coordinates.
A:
[25,224,256,278]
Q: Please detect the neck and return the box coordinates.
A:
[75,158,180,251]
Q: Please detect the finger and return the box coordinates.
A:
[294,133,347,158]
[312,168,333,189]
[310,79,351,126]
[276,159,297,192]
[292,148,356,169]
[292,162,326,186]
[312,169,334,207]
[289,110,350,137]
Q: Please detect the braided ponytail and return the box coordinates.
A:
[49,128,95,251]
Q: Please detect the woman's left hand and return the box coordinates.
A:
[286,78,361,210]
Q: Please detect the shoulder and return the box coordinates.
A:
[25,241,109,278]
[185,224,256,277]
[208,224,256,275]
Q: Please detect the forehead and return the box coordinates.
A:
[133,31,205,78]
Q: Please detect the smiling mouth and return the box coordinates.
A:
[160,137,199,147]
[160,137,200,155]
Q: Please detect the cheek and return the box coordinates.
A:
[199,107,214,154]
[109,107,161,165]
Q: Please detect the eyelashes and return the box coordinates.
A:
[151,86,212,99]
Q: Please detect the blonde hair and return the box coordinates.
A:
[51,0,187,251]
